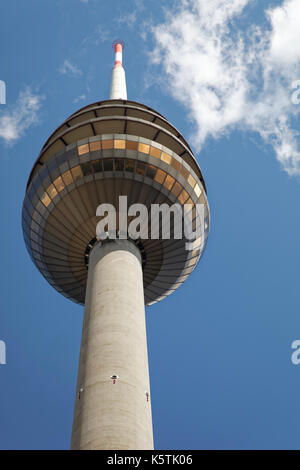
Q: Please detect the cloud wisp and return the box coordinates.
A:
[0,88,44,146]
[59,59,83,77]
[73,94,86,104]
[152,0,300,176]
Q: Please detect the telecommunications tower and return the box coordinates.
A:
[22,42,210,449]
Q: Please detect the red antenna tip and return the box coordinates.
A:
[112,39,125,51]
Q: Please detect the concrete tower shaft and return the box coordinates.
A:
[71,240,153,450]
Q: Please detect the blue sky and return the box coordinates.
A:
[1,0,300,450]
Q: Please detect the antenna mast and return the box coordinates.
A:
[110,40,127,100]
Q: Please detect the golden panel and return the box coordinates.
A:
[155,169,166,184]
[199,193,205,204]
[161,151,171,164]
[102,139,113,149]
[186,197,194,207]
[47,183,58,199]
[188,174,196,188]
[126,140,138,150]
[71,165,83,182]
[90,141,101,152]
[114,139,126,149]
[138,143,150,154]
[53,176,65,193]
[171,158,181,172]
[180,166,189,179]
[62,170,73,186]
[194,184,201,198]
[150,146,161,159]
[178,189,189,205]
[41,192,51,207]
[163,174,175,191]
[78,144,89,155]
[171,181,182,197]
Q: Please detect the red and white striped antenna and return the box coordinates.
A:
[112,39,125,67]
[110,39,127,100]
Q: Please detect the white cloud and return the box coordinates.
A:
[268,0,300,64]
[117,11,137,28]
[59,59,83,77]
[81,25,109,47]
[151,0,300,176]
[73,94,86,104]
[0,88,44,145]
[116,0,145,29]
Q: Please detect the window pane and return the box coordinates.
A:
[171,181,182,197]
[171,158,181,172]
[41,192,51,207]
[62,170,73,186]
[155,169,166,184]
[136,161,146,175]
[150,146,161,158]
[194,184,201,198]
[138,143,150,154]
[114,139,125,149]
[178,189,189,205]
[78,144,89,155]
[102,140,113,149]
[103,159,114,171]
[125,159,135,172]
[53,176,65,192]
[163,174,175,191]
[180,166,189,179]
[126,140,138,150]
[188,174,196,188]
[47,183,58,199]
[71,165,83,182]
[82,162,93,176]
[115,158,124,171]
[92,159,102,173]
[90,141,101,152]
[161,151,171,164]
[146,165,156,179]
